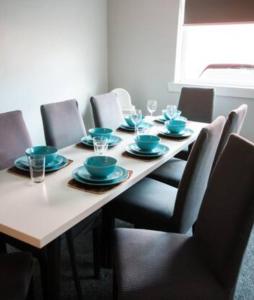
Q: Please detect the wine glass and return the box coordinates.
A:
[147,99,158,117]
[130,109,142,134]
[166,105,178,120]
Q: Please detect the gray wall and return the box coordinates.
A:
[108,0,254,141]
[0,0,108,144]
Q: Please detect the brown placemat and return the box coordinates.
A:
[158,133,187,140]
[8,159,73,178]
[122,151,160,161]
[68,170,133,194]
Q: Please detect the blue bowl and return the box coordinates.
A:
[165,118,186,134]
[84,156,117,178]
[25,146,58,164]
[89,128,113,139]
[124,115,144,127]
[135,135,160,151]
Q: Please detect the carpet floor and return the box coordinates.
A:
[29,224,254,299]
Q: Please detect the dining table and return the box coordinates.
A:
[0,118,206,300]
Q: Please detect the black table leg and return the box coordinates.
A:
[44,238,62,300]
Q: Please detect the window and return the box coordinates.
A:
[175,1,254,89]
[177,23,254,88]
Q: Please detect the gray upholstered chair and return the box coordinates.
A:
[113,134,254,300]
[41,99,86,149]
[0,110,32,170]
[150,104,248,188]
[176,86,214,160]
[90,92,124,130]
[40,100,102,298]
[212,104,248,168]
[0,252,34,300]
[105,116,225,235]
[178,87,214,123]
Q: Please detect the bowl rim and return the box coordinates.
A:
[136,135,160,142]
[89,127,113,134]
[25,145,58,156]
[84,155,117,168]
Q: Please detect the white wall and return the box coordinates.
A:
[0,0,108,144]
[108,0,254,141]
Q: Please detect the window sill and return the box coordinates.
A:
[168,82,254,99]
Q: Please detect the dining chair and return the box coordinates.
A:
[0,110,32,170]
[113,134,254,300]
[176,86,214,160]
[150,104,248,188]
[111,88,135,114]
[178,87,214,123]
[0,252,34,300]
[41,100,102,297]
[103,116,225,263]
[41,99,86,149]
[90,92,124,130]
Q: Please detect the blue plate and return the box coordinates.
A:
[120,122,153,132]
[126,143,169,158]
[159,128,193,139]
[72,166,128,186]
[81,135,122,148]
[14,155,68,172]
[16,155,64,169]
[129,143,161,155]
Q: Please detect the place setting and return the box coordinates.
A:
[125,134,169,159]
[155,104,182,124]
[119,107,153,132]
[69,135,131,193]
[9,146,72,182]
[159,115,194,139]
[80,127,122,148]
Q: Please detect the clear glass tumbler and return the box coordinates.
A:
[93,136,109,155]
[28,155,46,183]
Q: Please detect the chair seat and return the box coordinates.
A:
[110,178,177,231]
[0,252,33,300]
[114,228,227,300]
[149,158,186,187]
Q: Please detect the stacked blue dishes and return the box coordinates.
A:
[88,128,113,139]
[126,135,169,157]
[15,145,68,172]
[165,117,187,134]
[120,116,152,132]
[72,155,129,186]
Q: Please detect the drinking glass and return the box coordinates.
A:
[28,155,45,183]
[130,109,143,134]
[93,136,108,155]
[166,105,178,120]
[147,99,158,117]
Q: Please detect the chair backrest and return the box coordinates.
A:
[171,116,225,233]
[195,134,254,294]
[111,88,134,113]
[178,87,214,123]
[90,92,124,130]
[0,110,32,170]
[213,104,248,168]
[41,99,86,149]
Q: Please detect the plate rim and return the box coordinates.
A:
[126,144,169,157]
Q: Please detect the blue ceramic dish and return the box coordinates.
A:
[25,145,58,164]
[165,118,187,134]
[84,156,117,178]
[135,135,160,151]
[162,109,181,120]
[88,128,113,139]
[124,115,144,127]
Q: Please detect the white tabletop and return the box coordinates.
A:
[0,120,206,248]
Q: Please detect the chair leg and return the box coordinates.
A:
[92,227,101,279]
[66,231,83,300]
